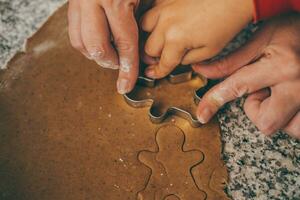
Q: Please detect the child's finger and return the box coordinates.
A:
[105,5,139,94]
[196,60,283,124]
[181,46,217,65]
[145,43,186,79]
[192,25,271,79]
[141,52,158,65]
[140,5,162,32]
[80,2,119,69]
[144,27,165,58]
[67,0,89,58]
[284,111,300,139]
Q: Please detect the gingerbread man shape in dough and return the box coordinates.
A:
[137,125,206,200]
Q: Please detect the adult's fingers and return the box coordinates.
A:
[68,0,89,58]
[145,42,186,79]
[80,2,119,69]
[196,60,283,124]
[284,111,300,139]
[192,24,273,79]
[245,89,300,138]
[105,3,139,94]
[244,81,300,135]
[255,82,300,135]
[243,89,270,123]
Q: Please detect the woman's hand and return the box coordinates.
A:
[140,0,254,79]
[193,14,300,138]
[68,0,140,94]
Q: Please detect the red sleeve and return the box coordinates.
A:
[253,0,300,22]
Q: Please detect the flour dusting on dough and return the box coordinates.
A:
[33,40,56,56]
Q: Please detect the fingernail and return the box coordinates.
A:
[197,108,211,124]
[117,78,129,94]
[95,59,119,70]
[120,59,131,73]
[89,49,103,59]
[145,67,155,78]
[88,48,119,69]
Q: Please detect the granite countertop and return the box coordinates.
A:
[0,0,299,199]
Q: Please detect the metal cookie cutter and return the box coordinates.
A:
[123,66,215,127]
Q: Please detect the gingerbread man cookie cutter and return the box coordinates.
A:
[123,66,215,127]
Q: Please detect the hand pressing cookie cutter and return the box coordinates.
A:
[123,68,213,127]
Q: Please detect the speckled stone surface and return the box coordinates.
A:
[0,0,66,69]
[0,1,299,200]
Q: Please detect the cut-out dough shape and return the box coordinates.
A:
[137,125,206,200]
[124,71,206,127]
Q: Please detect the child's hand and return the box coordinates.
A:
[141,0,253,79]
[193,15,300,138]
[68,0,140,94]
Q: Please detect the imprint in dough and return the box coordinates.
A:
[137,125,206,200]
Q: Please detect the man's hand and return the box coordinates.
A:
[140,0,254,79]
[193,15,300,138]
[68,0,140,94]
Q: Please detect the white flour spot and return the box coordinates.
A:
[33,40,56,56]
[113,184,120,189]
[120,58,131,73]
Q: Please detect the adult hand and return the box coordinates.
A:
[193,15,300,138]
[68,0,140,94]
[140,0,254,79]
